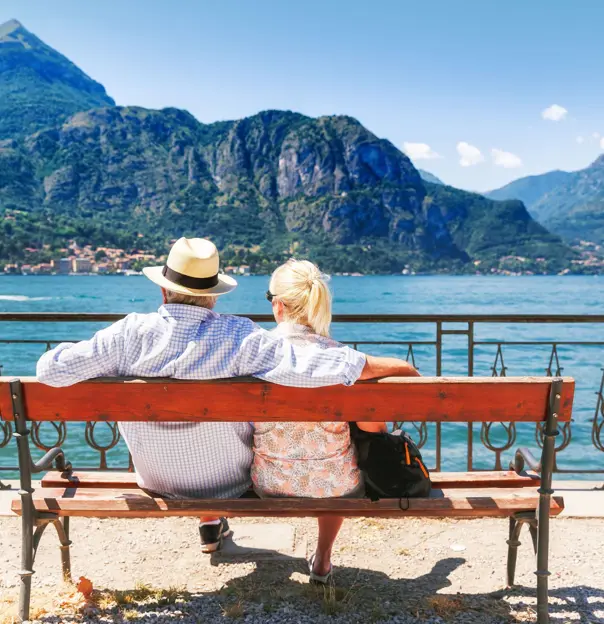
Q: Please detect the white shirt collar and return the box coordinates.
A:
[158,303,219,322]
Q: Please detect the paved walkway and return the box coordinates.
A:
[0,515,603,623]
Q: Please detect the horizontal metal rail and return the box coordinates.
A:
[2,313,604,323]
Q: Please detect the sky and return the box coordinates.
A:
[2,0,604,192]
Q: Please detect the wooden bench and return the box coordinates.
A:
[0,375,575,624]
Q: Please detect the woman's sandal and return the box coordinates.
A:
[308,554,333,584]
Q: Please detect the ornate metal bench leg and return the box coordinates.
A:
[10,378,73,620]
[535,507,552,624]
[534,378,562,624]
[18,494,34,623]
[506,516,523,587]
[528,522,538,555]
[11,379,35,623]
[54,517,72,582]
[535,514,551,624]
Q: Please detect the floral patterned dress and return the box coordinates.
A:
[251,323,363,498]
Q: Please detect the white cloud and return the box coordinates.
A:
[456,142,484,167]
[491,148,523,169]
[594,132,601,139]
[542,104,568,122]
[577,136,585,144]
[600,137,604,150]
[403,142,441,160]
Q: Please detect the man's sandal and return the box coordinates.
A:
[308,554,333,584]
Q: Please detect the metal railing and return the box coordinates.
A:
[1,313,604,478]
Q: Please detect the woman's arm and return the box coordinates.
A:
[356,355,420,432]
[358,355,420,380]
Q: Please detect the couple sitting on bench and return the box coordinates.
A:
[36,236,420,584]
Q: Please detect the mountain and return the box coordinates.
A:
[530,156,604,243]
[0,106,573,273]
[485,170,573,208]
[0,19,114,139]
[486,158,604,244]
[0,21,574,274]
[425,183,567,261]
[418,169,444,185]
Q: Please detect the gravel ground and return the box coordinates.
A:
[0,516,602,623]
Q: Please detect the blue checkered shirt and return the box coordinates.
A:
[36,304,366,499]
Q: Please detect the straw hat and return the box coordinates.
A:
[143,237,237,296]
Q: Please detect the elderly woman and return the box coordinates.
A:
[252,259,420,583]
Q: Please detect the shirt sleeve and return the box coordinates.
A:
[236,325,366,387]
[36,318,127,387]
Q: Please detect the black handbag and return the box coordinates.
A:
[350,424,432,505]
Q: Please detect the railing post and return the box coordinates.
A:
[535,377,562,624]
[467,321,475,471]
[435,321,442,376]
[435,321,443,471]
[467,321,474,377]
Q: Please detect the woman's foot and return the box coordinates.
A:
[309,553,333,584]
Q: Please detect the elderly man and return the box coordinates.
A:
[37,237,419,552]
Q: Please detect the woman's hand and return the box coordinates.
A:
[356,421,388,433]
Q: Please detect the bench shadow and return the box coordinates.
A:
[206,552,604,623]
[501,583,604,623]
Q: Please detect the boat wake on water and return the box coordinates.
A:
[0,295,54,301]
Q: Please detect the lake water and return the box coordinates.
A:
[1,274,603,477]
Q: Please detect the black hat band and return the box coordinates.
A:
[162,265,219,289]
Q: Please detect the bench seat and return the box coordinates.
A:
[40,469,541,490]
[12,485,563,519]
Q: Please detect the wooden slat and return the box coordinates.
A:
[40,470,140,489]
[12,487,563,518]
[42,471,142,489]
[0,376,575,423]
[41,470,540,490]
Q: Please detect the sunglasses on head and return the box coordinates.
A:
[265,290,275,302]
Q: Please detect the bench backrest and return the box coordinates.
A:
[0,376,574,423]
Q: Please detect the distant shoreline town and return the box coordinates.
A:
[2,241,604,278]
[2,242,157,276]
[0,241,256,277]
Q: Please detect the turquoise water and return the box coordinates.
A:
[1,274,604,476]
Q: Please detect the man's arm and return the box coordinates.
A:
[36,319,126,387]
[237,326,367,387]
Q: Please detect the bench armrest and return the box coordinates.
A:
[510,447,541,474]
[32,447,72,475]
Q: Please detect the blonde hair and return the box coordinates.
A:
[165,290,217,309]
[269,259,332,337]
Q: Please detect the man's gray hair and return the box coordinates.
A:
[164,290,217,309]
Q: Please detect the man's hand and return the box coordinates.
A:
[358,355,420,381]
